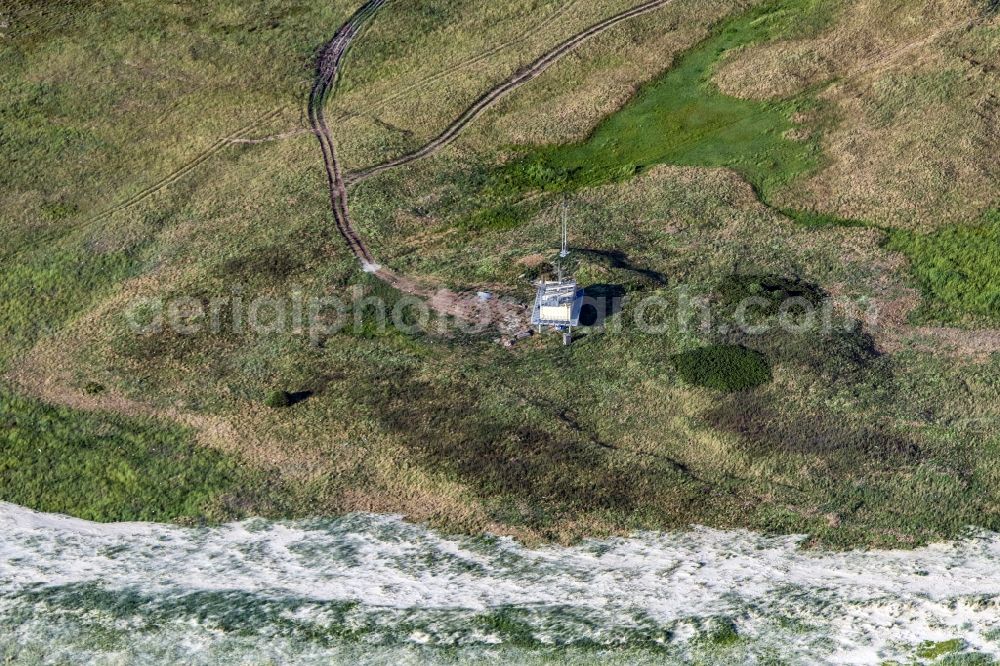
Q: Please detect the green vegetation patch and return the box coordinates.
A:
[461,203,531,232]
[0,388,256,523]
[671,344,772,392]
[917,639,965,660]
[0,242,141,369]
[493,0,835,203]
[481,0,999,327]
[777,208,868,229]
[885,210,1000,326]
[701,618,741,648]
[265,390,294,409]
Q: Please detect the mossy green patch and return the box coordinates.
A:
[694,618,742,648]
[885,210,1000,326]
[707,620,740,647]
[671,344,772,392]
[494,0,836,205]
[779,207,869,229]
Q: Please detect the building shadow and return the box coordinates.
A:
[580,284,626,326]
[574,249,667,285]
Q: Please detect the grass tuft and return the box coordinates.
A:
[264,390,294,409]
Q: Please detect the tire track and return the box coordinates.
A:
[87,108,284,225]
[7,107,286,263]
[344,0,678,186]
[331,0,578,123]
[307,0,531,334]
[307,0,386,269]
[226,127,311,144]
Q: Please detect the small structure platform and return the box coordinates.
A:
[531,279,584,330]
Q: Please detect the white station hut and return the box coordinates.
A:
[531,205,583,345]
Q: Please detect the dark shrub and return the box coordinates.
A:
[264,390,293,409]
[672,344,772,392]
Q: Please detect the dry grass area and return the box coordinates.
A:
[714,0,972,100]
[21,156,995,545]
[714,0,1000,228]
[3,0,999,545]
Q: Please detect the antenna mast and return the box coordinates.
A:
[559,199,569,259]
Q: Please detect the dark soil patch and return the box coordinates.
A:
[358,370,704,530]
[714,274,825,317]
[218,247,303,282]
[705,394,920,460]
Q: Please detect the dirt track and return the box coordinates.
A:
[79,109,284,229]
[307,0,385,268]
[334,0,579,124]
[306,0,531,334]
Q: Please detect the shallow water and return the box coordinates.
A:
[2,503,999,664]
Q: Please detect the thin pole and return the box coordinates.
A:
[559,199,569,258]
